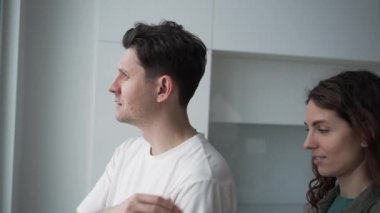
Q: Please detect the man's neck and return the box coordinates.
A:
[140,110,198,155]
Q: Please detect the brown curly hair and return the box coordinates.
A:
[305,70,380,212]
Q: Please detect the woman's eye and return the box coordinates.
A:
[318,128,329,134]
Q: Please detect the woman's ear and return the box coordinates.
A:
[361,141,368,148]
[156,75,173,103]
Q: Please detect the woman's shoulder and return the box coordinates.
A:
[364,185,380,213]
[366,199,380,212]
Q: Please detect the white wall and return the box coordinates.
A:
[10,1,97,213]
[1,1,379,213]
[98,0,213,46]
[4,1,213,213]
[0,0,21,212]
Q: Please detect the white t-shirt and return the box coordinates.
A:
[77,133,236,213]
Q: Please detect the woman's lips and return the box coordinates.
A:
[313,156,326,165]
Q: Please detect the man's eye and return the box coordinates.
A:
[120,72,128,79]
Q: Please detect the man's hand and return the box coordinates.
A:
[102,193,181,213]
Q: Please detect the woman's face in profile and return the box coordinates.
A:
[303,100,366,178]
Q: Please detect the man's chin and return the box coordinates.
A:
[115,115,133,124]
[115,114,125,122]
[116,116,126,122]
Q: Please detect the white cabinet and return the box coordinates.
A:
[212,0,380,61]
[208,50,380,212]
[210,5,380,211]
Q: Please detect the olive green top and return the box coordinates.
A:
[326,195,353,213]
[317,185,380,213]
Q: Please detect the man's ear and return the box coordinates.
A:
[156,75,173,103]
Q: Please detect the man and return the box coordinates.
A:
[77,20,236,213]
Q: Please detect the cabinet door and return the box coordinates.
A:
[213,0,380,61]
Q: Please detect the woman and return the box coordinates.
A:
[303,70,380,213]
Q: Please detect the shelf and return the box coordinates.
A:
[209,50,380,125]
[213,50,380,66]
[210,120,304,127]
[238,203,306,213]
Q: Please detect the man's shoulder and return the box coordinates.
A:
[119,136,145,148]
[112,136,147,157]
[179,135,234,183]
[201,141,234,181]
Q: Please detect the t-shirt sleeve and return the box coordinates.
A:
[174,179,237,213]
[76,144,124,213]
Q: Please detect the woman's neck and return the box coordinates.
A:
[337,160,372,198]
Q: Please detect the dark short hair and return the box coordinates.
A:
[122,20,207,107]
[305,70,380,211]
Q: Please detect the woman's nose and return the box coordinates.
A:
[303,132,317,150]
